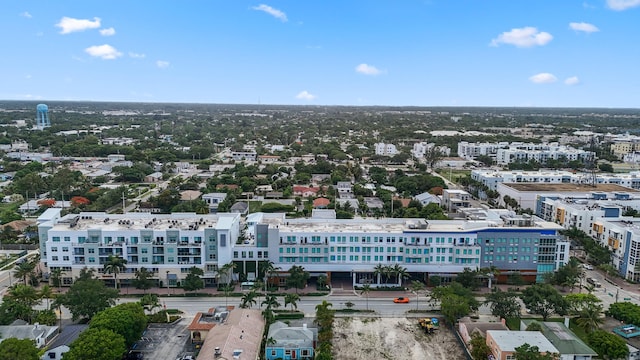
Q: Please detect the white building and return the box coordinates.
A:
[457,141,509,160]
[472,169,640,191]
[412,142,451,159]
[442,189,472,212]
[458,142,594,166]
[374,143,398,156]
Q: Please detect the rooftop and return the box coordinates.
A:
[196,308,264,360]
[487,330,559,353]
[501,183,639,193]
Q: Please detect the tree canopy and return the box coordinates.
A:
[56,274,119,321]
[65,328,127,360]
[0,338,39,360]
[89,302,147,347]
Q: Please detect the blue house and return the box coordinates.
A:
[265,321,317,360]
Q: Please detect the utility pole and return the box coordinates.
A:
[122,192,126,214]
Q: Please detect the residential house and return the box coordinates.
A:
[265,321,317,360]
[202,193,227,213]
[0,323,58,349]
[196,308,264,360]
[519,320,597,360]
[144,172,163,183]
[486,330,559,360]
[442,189,471,212]
[293,186,320,197]
[414,192,441,206]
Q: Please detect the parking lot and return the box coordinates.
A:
[130,321,192,360]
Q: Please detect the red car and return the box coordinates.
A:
[393,297,410,303]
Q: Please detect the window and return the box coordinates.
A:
[51,247,58,252]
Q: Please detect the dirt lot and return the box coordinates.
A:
[332,317,465,360]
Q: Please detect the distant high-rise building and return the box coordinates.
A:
[36,104,50,130]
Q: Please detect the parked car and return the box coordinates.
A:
[582,264,594,270]
[393,297,410,303]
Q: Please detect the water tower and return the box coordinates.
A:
[36,104,51,130]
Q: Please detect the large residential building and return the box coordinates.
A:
[38,210,569,287]
[472,169,640,192]
[458,141,594,166]
[374,143,398,156]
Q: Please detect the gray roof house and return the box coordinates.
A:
[414,192,441,206]
[520,320,597,360]
[0,323,58,348]
[265,321,317,360]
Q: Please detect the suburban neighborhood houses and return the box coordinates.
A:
[2,102,640,360]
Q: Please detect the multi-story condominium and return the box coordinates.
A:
[536,194,623,234]
[591,217,640,281]
[412,142,451,159]
[472,169,640,191]
[458,142,594,166]
[374,143,398,156]
[38,210,569,287]
[38,211,241,287]
[231,151,257,162]
[457,141,509,160]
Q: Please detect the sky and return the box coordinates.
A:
[1,0,639,108]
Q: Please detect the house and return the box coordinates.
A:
[414,192,441,206]
[188,307,229,345]
[144,172,163,183]
[313,198,330,209]
[265,321,317,360]
[336,181,352,194]
[519,320,597,360]
[293,186,320,197]
[442,189,472,212]
[202,193,227,213]
[40,324,88,360]
[196,308,264,360]
[180,190,202,201]
[230,202,249,214]
[258,155,280,164]
[457,317,508,345]
[0,323,58,348]
[363,197,385,210]
[486,330,559,360]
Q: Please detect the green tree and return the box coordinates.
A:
[50,268,63,289]
[485,288,521,320]
[56,276,119,321]
[103,255,127,290]
[139,294,161,314]
[470,333,491,360]
[240,290,258,309]
[132,267,155,293]
[64,328,127,360]
[284,293,300,311]
[262,294,281,310]
[514,343,560,359]
[182,266,205,292]
[13,260,36,285]
[0,338,39,360]
[588,330,629,360]
[565,293,601,315]
[39,284,54,309]
[90,303,147,347]
[286,265,310,293]
[455,268,482,290]
[576,303,604,334]
[410,280,426,311]
[521,284,567,321]
[360,284,372,311]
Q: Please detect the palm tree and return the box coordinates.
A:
[50,268,64,291]
[103,255,127,290]
[262,260,281,292]
[139,294,161,314]
[373,264,385,286]
[221,284,234,308]
[393,264,410,286]
[317,275,328,290]
[284,293,300,311]
[241,290,258,309]
[14,261,36,285]
[360,284,371,311]
[262,294,281,310]
[576,303,604,333]
[39,285,54,310]
[219,262,237,287]
[410,280,426,311]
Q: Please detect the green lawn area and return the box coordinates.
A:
[435,168,471,183]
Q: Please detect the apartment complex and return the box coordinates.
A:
[472,169,640,191]
[457,141,593,166]
[38,210,569,286]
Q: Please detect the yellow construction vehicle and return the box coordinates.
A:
[418,318,434,334]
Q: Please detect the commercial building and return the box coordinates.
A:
[38,210,569,287]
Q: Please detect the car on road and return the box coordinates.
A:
[393,297,410,303]
[582,264,594,270]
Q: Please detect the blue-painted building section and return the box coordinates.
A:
[265,322,316,360]
[621,231,632,277]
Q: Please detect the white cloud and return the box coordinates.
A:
[490,27,553,47]
[569,22,599,33]
[529,73,558,84]
[56,16,101,34]
[355,63,382,75]
[252,4,288,22]
[84,44,122,60]
[21,12,32,18]
[607,0,640,10]
[295,90,316,100]
[99,27,116,36]
[156,60,170,68]
[129,52,146,59]
[565,76,580,85]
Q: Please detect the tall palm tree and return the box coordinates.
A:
[103,255,127,290]
[50,268,64,291]
[262,294,281,310]
[262,260,281,292]
[373,264,385,286]
[393,264,410,286]
[14,261,36,285]
[39,285,54,310]
[219,262,237,287]
[360,284,372,311]
[240,290,258,309]
[576,303,604,333]
[284,293,300,311]
[139,294,161,314]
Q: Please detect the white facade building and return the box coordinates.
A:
[374,143,398,156]
[472,169,640,191]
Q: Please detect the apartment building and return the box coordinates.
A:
[38,210,569,287]
[472,169,640,191]
[457,142,593,166]
[374,143,398,156]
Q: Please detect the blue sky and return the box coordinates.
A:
[1,1,639,108]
